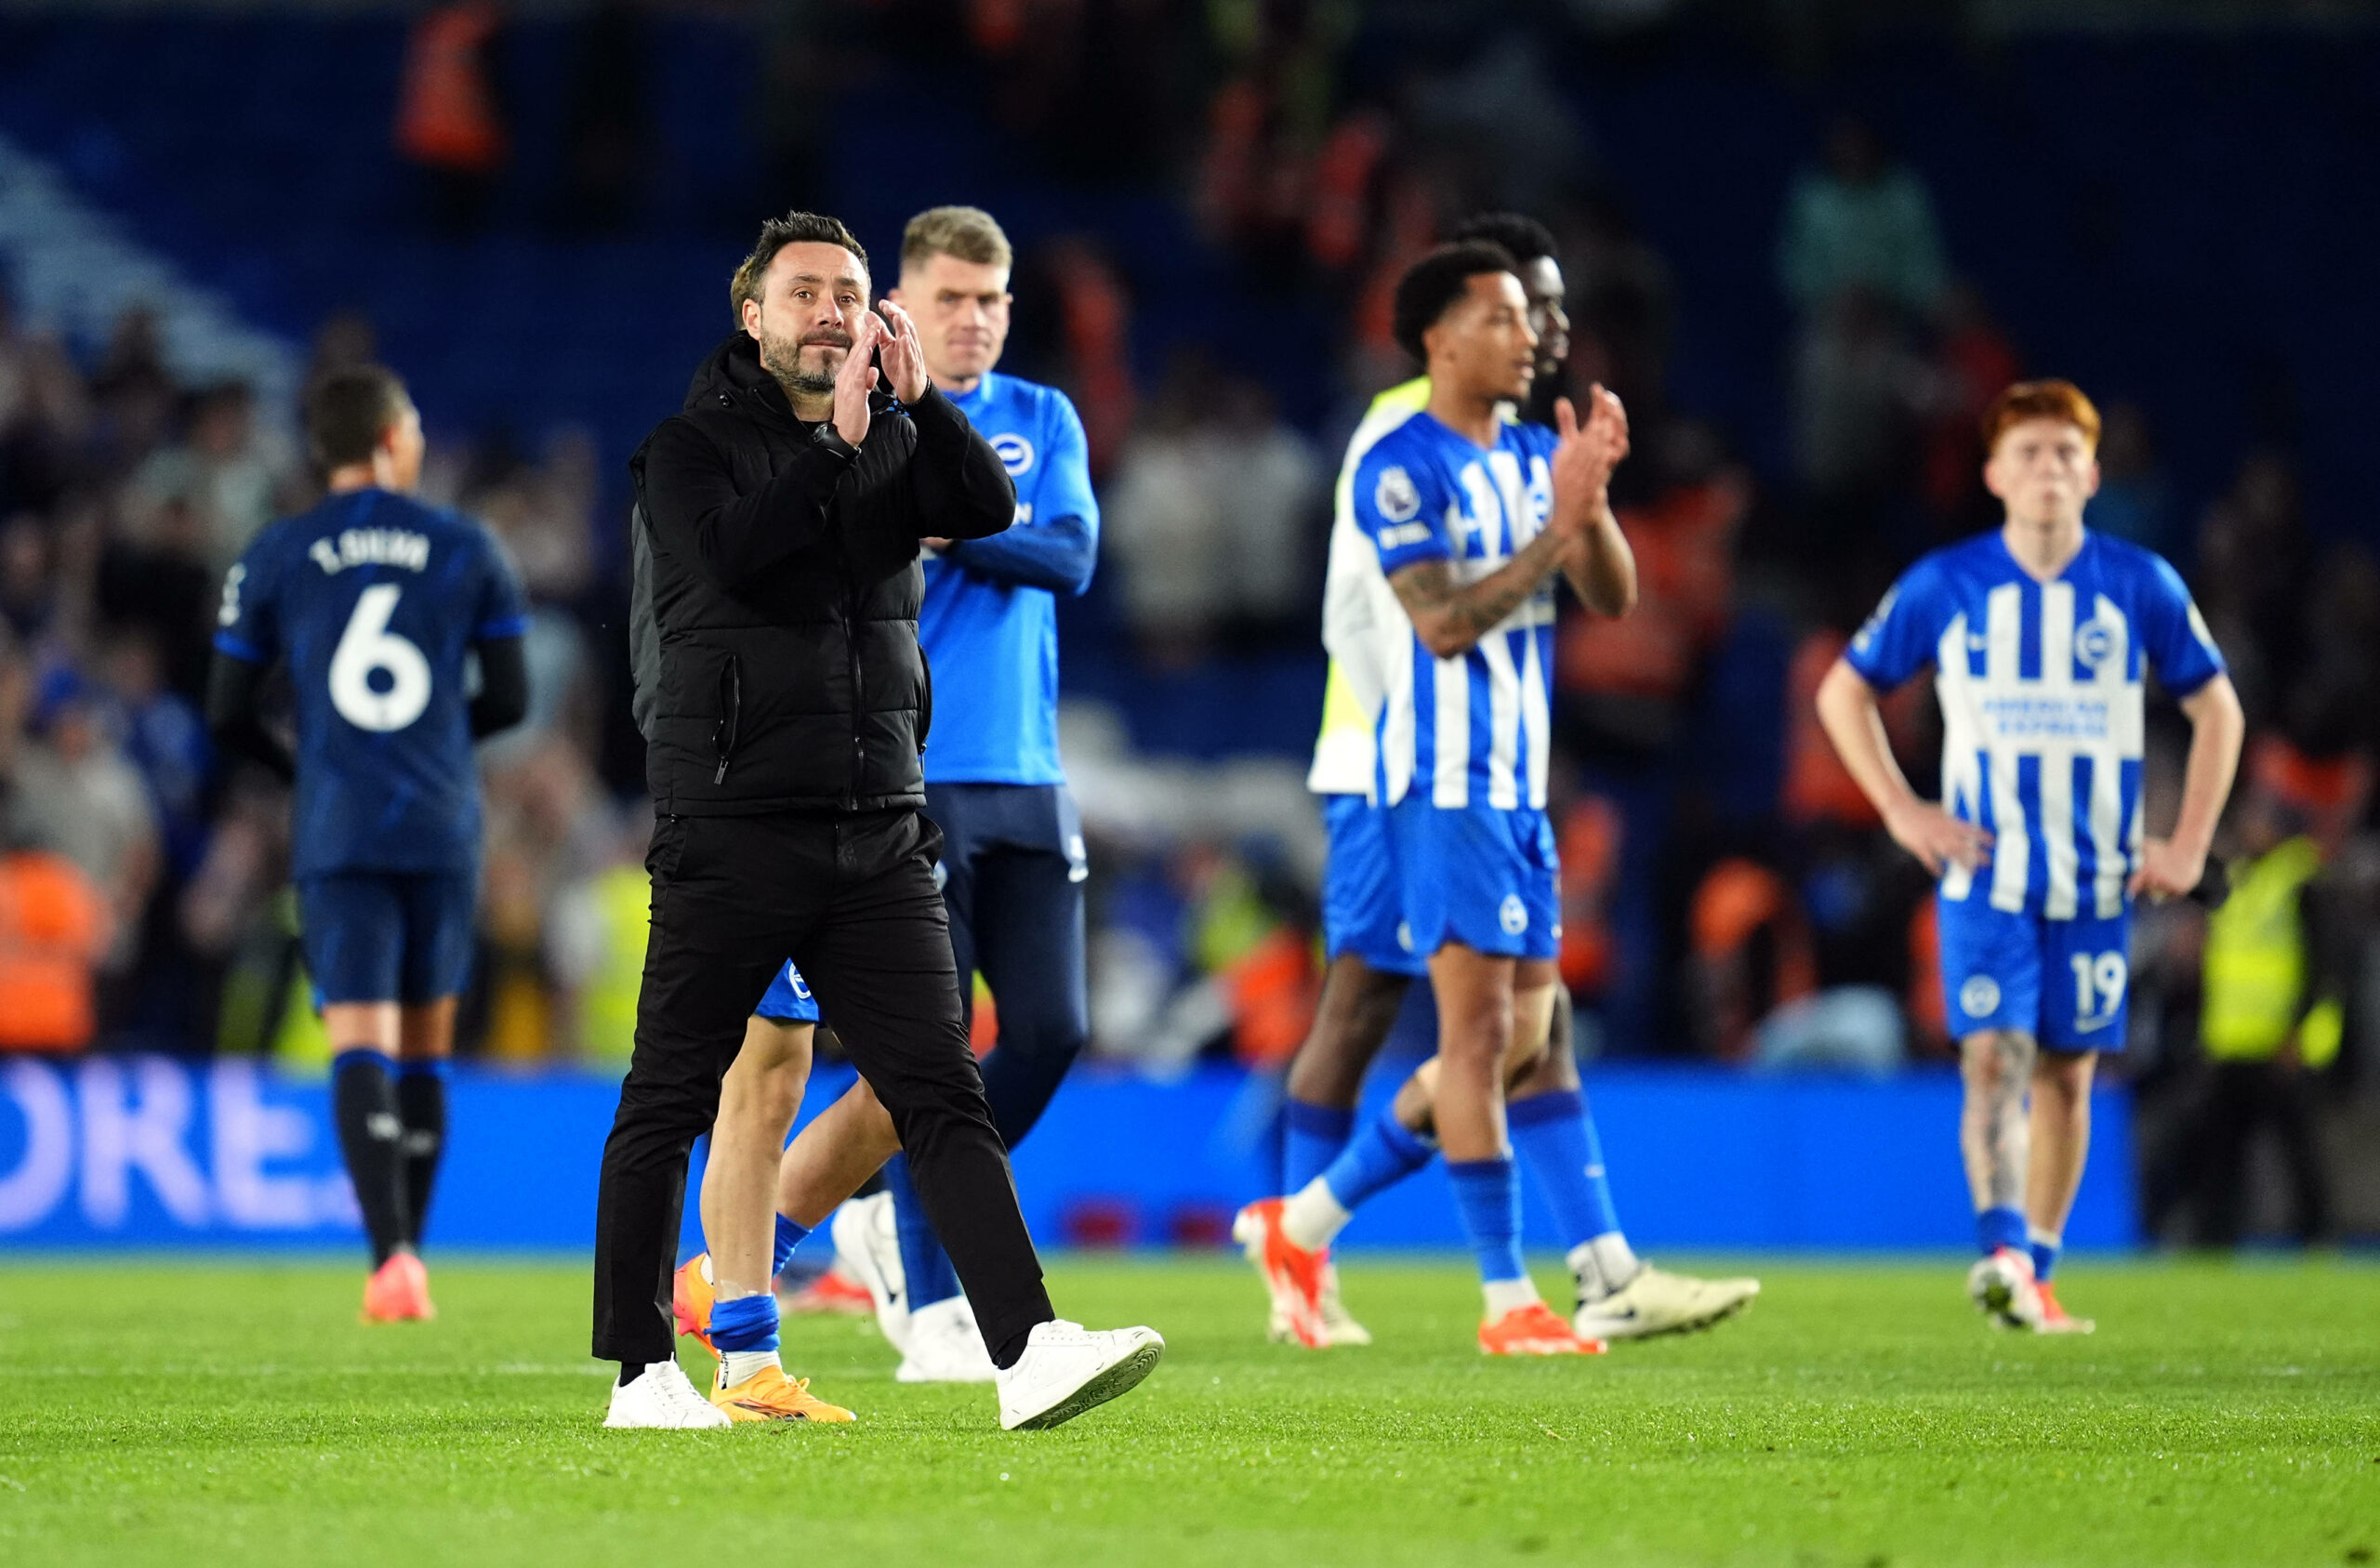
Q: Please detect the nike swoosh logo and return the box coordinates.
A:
[2072,1016,2117,1033]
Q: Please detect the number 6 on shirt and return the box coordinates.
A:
[330,584,432,731]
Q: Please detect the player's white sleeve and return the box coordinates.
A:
[1306,383,1429,797]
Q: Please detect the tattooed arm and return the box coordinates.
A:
[1387,524,1578,660]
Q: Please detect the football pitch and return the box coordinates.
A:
[1,1256,2373,1568]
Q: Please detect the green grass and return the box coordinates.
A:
[1,1256,2375,1568]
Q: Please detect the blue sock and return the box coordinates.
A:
[773,1213,810,1279]
[2029,1228,2060,1283]
[883,1154,961,1311]
[1507,1089,1620,1251]
[394,1057,448,1082]
[1283,1100,1355,1194]
[1977,1205,2029,1256]
[1446,1158,1527,1284]
[1319,1110,1435,1211]
[708,1291,780,1353]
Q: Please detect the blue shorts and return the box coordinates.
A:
[754,960,822,1024]
[296,870,477,1006]
[1937,896,2132,1054]
[1319,795,1424,977]
[1385,796,1560,963]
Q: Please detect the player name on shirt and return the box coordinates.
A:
[308,528,432,575]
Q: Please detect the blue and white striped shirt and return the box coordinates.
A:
[1351,411,1559,812]
[1844,530,2225,919]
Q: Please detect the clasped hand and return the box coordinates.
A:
[1546,385,1630,546]
[831,300,932,448]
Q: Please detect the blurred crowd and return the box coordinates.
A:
[0,0,2371,1244]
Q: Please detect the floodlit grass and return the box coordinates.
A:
[0,1254,2373,1567]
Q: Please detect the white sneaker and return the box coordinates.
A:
[602,1359,732,1430]
[1967,1246,2044,1330]
[897,1296,998,1384]
[1574,1264,1760,1341]
[996,1319,1165,1431]
[831,1192,909,1353]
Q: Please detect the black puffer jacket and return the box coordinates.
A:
[628,332,1013,815]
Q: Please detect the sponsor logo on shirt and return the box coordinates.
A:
[991,433,1035,477]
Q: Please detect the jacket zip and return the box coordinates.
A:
[843,600,865,809]
[712,655,741,784]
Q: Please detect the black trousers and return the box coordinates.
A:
[929,783,1091,1148]
[592,808,1053,1365]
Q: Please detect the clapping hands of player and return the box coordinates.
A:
[2127,837,2205,903]
[1548,385,1630,539]
[1885,799,1993,878]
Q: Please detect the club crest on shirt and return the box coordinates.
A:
[2074,614,2118,670]
[991,433,1035,477]
[1374,466,1421,524]
[1499,895,1528,936]
[1959,974,2001,1017]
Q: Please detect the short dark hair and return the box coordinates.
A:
[1448,211,1558,268]
[730,211,870,325]
[304,365,411,471]
[1391,242,1519,364]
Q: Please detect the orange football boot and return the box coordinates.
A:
[784,1263,875,1317]
[2033,1281,2096,1335]
[710,1362,856,1423]
[1231,1197,1329,1347]
[673,1254,718,1349]
[1479,1300,1603,1356]
[362,1252,435,1323]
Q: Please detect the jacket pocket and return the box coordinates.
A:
[918,647,933,754]
[711,653,743,784]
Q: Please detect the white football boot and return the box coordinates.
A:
[897,1295,999,1384]
[996,1320,1165,1430]
[1265,1261,1370,1347]
[1574,1263,1760,1341]
[1966,1246,2044,1330]
[602,1360,732,1430]
[830,1192,910,1353]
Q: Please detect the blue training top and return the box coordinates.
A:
[919,371,1099,786]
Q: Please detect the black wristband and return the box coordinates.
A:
[815,424,859,459]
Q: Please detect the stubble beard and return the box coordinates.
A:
[760,329,840,402]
